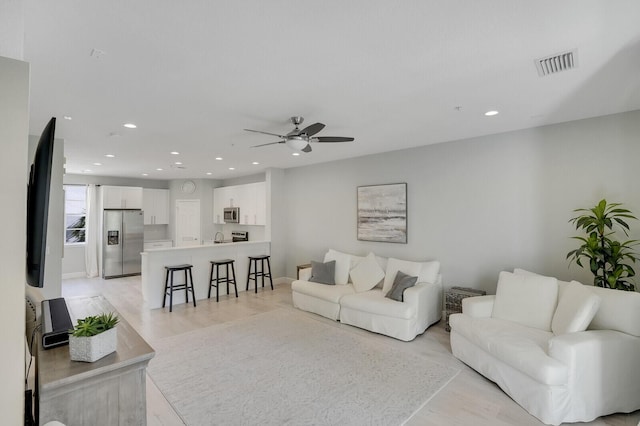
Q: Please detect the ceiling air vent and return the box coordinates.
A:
[535,49,578,77]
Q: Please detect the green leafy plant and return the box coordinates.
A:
[70,312,119,337]
[567,199,639,291]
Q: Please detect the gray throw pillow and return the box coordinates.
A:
[309,260,336,285]
[385,271,418,301]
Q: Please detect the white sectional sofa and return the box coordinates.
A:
[449,268,640,425]
[291,249,442,341]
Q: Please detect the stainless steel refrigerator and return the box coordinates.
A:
[103,210,144,278]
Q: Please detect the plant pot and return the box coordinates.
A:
[69,327,117,362]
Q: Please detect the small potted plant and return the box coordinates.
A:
[69,312,119,362]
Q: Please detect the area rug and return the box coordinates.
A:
[147,308,459,426]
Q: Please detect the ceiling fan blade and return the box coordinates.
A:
[314,136,355,143]
[244,128,286,138]
[251,141,285,148]
[299,122,325,137]
[301,144,312,153]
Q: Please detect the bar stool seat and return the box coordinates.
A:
[209,259,238,302]
[163,264,196,312]
[246,255,273,293]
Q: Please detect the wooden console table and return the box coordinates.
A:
[36,296,155,425]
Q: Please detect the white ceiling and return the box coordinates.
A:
[23,1,640,180]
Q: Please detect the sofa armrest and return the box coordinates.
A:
[404,281,442,328]
[299,267,312,281]
[461,295,495,318]
[548,330,640,414]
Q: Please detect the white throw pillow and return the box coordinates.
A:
[324,249,352,285]
[382,258,440,295]
[350,252,385,293]
[492,271,558,331]
[551,281,601,335]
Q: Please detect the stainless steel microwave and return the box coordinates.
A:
[223,207,239,223]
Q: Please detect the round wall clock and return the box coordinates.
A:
[181,180,196,194]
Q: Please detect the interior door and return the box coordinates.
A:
[175,199,200,247]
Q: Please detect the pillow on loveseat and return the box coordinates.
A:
[551,281,601,335]
[324,249,352,285]
[385,271,418,302]
[492,271,558,331]
[381,258,440,295]
[349,252,385,292]
[309,260,336,285]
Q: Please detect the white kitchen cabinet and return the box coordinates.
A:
[213,182,266,225]
[102,186,143,209]
[143,188,170,224]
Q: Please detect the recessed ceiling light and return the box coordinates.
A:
[252,161,259,165]
[292,153,300,156]
[93,162,102,166]
[215,157,223,161]
[174,162,182,165]
[105,154,115,158]
[142,173,148,176]
[170,151,180,155]
[228,167,235,171]
[206,172,212,175]
[123,123,137,129]
[63,115,72,120]
[156,168,163,171]
[484,110,499,116]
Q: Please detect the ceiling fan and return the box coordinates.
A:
[244,116,354,153]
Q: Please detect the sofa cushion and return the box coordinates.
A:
[449,314,567,385]
[309,260,336,285]
[382,258,440,295]
[324,249,352,285]
[551,281,601,335]
[340,289,416,319]
[385,271,417,302]
[291,280,355,303]
[350,252,385,293]
[492,271,558,331]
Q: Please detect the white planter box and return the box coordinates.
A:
[69,327,117,362]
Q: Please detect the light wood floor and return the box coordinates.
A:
[62,276,640,426]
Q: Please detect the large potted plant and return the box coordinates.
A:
[69,312,119,362]
[567,199,638,291]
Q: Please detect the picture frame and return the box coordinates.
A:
[357,183,407,243]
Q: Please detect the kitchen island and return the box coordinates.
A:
[141,240,270,309]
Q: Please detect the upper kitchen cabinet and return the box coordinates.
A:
[213,182,266,225]
[102,186,143,209]
[143,188,170,224]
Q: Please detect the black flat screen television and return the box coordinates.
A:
[26,117,56,288]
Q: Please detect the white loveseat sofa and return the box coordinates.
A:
[291,249,442,341]
[449,269,640,425]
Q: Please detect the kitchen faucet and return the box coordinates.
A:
[214,232,224,243]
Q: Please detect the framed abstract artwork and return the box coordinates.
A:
[357,183,407,243]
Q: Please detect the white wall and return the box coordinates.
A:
[0,55,29,425]
[281,110,640,293]
[0,0,24,60]
[169,179,221,245]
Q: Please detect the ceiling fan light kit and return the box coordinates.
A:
[245,116,354,153]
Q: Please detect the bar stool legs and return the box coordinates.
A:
[246,255,273,293]
[162,264,196,312]
[209,259,238,302]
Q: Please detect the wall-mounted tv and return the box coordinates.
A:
[26,117,56,288]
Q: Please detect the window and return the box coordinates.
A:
[64,185,87,243]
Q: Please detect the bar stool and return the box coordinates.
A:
[246,255,273,293]
[209,259,238,302]
[162,264,196,312]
